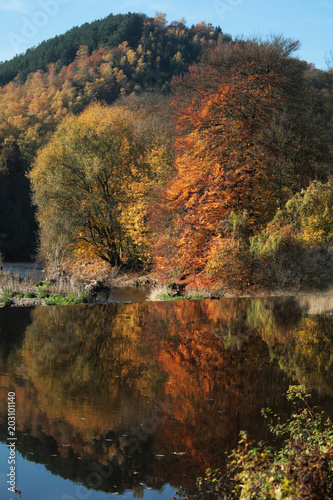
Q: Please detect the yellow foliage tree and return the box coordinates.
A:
[29,102,171,273]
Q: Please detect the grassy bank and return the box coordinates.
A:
[148,284,212,301]
[0,270,88,307]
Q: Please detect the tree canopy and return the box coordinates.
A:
[0,12,224,86]
[0,14,226,259]
[152,37,333,283]
[1,19,332,289]
[29,101,172,273]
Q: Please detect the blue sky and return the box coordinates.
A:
[0,0,332,69]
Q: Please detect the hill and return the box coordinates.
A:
[0,13,227,260]
[0,12,225,86]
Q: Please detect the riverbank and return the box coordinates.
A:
[0,267,221,307]
[0,266,154,307]
[1,263,331,308]
[0,278,87,307]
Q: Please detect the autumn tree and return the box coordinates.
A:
[0,15,222,259]
[249,179,333,289]
[29,101,172,274]
[153,37,333,286]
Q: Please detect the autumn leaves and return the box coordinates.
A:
[29,101,171,273]
[29,37,333,290]
[152,39,333,289]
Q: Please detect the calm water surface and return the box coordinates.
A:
[1,295,333,500]
[2,262,45,281]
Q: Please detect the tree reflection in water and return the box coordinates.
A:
[0,296,333,493]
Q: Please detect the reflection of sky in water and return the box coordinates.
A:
[0,443,174,500]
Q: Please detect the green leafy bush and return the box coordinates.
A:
[193,386,333,499]
[2,289,19,298]
[231,386,333,499]
[44,293,88,306]
[249,181,333,290]
[35,281,51,289]
[0,297,14,307]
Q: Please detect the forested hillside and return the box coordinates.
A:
[0,12,145,85]
[30,37,333,291]
[1,11,332,292]
[0,12,225,86]
[0,13,224,260]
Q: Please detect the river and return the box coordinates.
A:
[1,295,333,499]
[2,262,45,281]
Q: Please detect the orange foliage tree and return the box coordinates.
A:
[153,37,332,287]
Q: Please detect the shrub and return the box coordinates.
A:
[249,181,333,290]
[0,298,14,307]
[35,280,51,289]
[229,386,333,499]
[191,386,333,500]
[2,289,19,298]
[44,293,88,306]
[206,237,253,292]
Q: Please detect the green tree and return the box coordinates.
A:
[249,180,333,289]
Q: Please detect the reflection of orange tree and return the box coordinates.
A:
[144,300,291,488]
[247,298,333,396]
[0,298,303,490]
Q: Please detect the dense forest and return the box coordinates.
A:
[0,12,223,261]
[0,11,332,291]
[0,12,225,85]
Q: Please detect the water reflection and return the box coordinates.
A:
[248,297,333,398]
[0,296,333,498]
